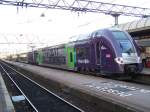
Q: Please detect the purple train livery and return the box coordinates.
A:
[23,28,143,76]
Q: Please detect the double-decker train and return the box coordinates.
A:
[16,28,143,76]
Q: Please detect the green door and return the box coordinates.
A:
[36,50,44,65]
[67,47,75,69]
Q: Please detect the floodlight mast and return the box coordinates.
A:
[0,0,150,25]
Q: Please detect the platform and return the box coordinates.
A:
[142,68,150,75]
[0,73,14,112]
[6,61,150,112]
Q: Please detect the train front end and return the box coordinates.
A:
[111,29,143,75]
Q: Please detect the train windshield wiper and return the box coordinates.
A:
[125,48,132,55]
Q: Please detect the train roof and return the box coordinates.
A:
[69,28,124,43]
[28,28,125,52]
[92,27,123,33]
[69,33,91,42]
[41,43,66,50]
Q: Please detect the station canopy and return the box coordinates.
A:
[116,17,150,32]
[0,0,150,57]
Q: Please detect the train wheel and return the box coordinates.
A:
[77,67,81,72]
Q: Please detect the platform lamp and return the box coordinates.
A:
[40,13,45,17]
[111,13,121,26]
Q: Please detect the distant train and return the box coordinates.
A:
[15,28,143,76]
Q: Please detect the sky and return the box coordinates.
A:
[0,0,150,57]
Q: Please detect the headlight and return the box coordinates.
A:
[138,57,142,63]
[115,57,124,64]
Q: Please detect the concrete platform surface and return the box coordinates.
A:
[0,73,14,112]
[6,61,150,112]
[142,68,150,75]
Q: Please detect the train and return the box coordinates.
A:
[13,28,143,76]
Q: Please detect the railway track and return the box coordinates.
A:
[6,60,150,85]
[0,62,84,112]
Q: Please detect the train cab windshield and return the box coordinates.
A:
[112,31,135,54]
[119,41,135,53]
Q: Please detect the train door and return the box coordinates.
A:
[101,43,114,73]
[95,42,101,65]
[67,47,75,69]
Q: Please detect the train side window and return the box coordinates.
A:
[97,31,102,37]
[53,48,55,56]
[49,49,51,56]
[46,52,48,57]
[70,52,73,62]
[54,49,56,56]
[77,48,84,58]
[57,48,60,56]
[47,50,49,57]
[95,32,99,37]
[56,48,58,56]
[96,42,100,64]
[95,30,102,37]
[96,43,100,58]
[91,31,99,37]
[52,49,54,56]
[91,32,95,38]
[77,47,89,59]
[50,49,52,56]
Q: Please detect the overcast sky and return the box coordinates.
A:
[0,0,150,57]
